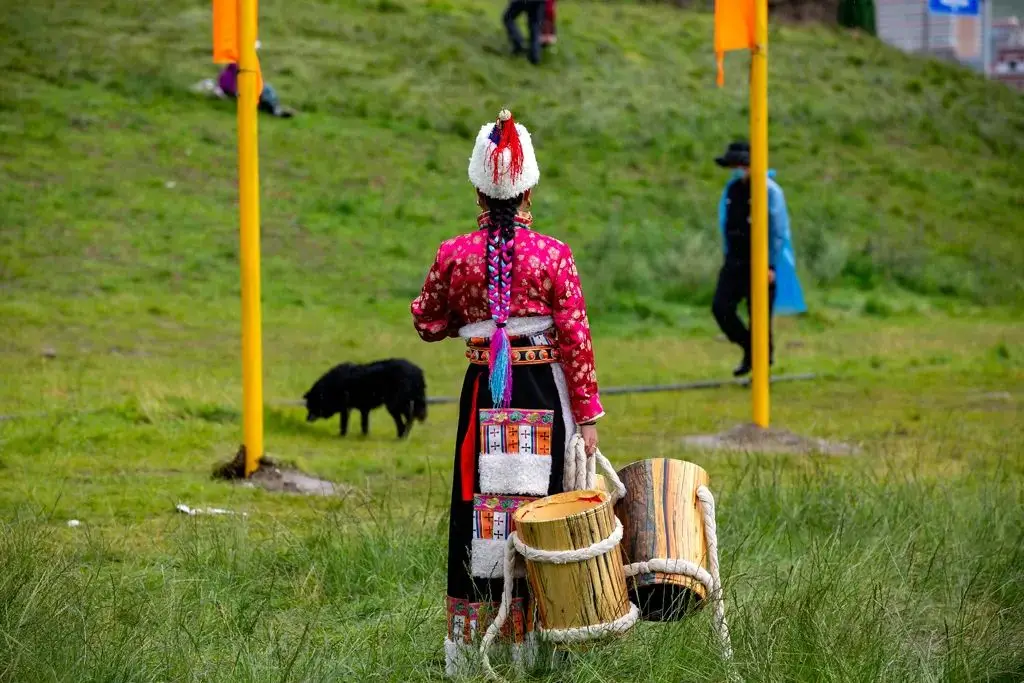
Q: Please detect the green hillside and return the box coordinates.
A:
[2,4,1024,681]
[1,0,1023,328]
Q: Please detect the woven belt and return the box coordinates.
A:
[466,344,560,366]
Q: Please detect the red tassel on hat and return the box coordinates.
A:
[489,109,524,186]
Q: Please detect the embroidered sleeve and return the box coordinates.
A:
[411,243,457,342]
[551,246,604,424]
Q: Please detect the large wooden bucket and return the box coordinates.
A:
[614,458,710,621]
[514,489,631,639]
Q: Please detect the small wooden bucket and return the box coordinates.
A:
[614,458,710,621]
[514,489,632,638]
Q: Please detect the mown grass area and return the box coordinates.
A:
[0,313,1020,531]
[1,0,1023,680]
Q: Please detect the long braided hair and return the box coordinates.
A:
[482,192,524,408]
[473,109,531,407]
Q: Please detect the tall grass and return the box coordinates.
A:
[2,458,1021,682]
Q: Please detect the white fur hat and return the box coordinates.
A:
[467,109,540,200]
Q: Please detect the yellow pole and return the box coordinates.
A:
[237,0,264,475]
[749,0,770,427]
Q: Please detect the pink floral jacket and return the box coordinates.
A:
[411,213,604,424]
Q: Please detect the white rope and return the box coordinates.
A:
[478,453,732,680]
[618,488,732,660]
[563,429,580,492]
[539,602,640,643]
[623,557,715,588]
[696,485,732,659]
[481,427,627,680]
[480,536,519,681]
[481,523,635,680]
[565,432,627,501]
[512,519,623,564]
[696,483,729,659]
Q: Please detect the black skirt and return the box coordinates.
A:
[444,358,567,645]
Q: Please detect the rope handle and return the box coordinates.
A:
[479,484,733,681]
[480,425,731,680]
[481,536,518,681]
[695,485,732,659]
[512,519,623,565]
[564,432,626,501]
[481,522,634,681]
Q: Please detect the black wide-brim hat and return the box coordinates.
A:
[715,141,750,168]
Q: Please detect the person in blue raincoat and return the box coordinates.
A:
[712,141,806,377]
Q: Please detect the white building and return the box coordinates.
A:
[875,0,988,70]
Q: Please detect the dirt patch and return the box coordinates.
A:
[245,466,347,496]
[966,391,1017,412]
[682,423,858,455]
[213,446,350,496]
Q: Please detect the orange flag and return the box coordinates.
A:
[212,0,263,93]
[212,0,240,64]
[714,0,755,86]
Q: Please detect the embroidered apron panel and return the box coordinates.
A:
[472,494,536,541]
[470,494,537,579]
[480,409,554,456]
[477,409,554,496]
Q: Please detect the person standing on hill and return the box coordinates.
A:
[503,0,546,65]
[541,0,557,47]
[712,141,806,377]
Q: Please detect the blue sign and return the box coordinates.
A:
[928,0,980,16]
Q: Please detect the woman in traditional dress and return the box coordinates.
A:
[411,109,604,676]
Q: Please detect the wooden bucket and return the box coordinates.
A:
[514,489,631,638]
[614,458,710,621]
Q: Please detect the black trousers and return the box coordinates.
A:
[503,0,545,64]
[712,262,777,357]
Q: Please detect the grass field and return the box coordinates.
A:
[2,311,1021,682]
[2,0,1024,681]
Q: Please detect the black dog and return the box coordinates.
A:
[303,359,427,439]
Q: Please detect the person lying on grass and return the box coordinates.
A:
[217,63,294,118]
